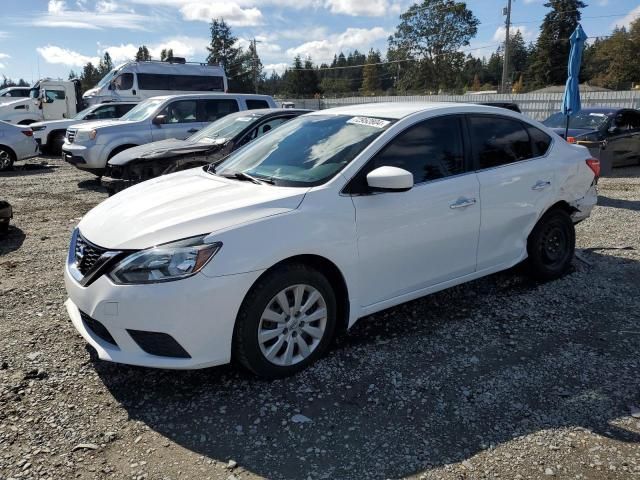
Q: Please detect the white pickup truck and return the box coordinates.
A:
[0,79,83,125]
[62,93,276,175]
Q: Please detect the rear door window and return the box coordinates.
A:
[116,104,136,117]
[199,99,240,122]
[246,99,270,110]
[468,115,534,169]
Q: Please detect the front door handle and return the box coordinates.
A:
[187,128,199,133]
[532,180,551,191]
[449,197,477,209]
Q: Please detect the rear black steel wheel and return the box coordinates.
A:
[526,208,575,280]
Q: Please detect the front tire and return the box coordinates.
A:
[233,263,337,378]
[526,208,575,280]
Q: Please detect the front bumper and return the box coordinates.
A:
[62,142,106,170]
[64,258,263,369]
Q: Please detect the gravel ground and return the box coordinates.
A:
[1,157,639,480]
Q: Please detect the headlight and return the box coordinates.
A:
[109,235,222,285]
[74,129,97,142]
[31,125,46,132]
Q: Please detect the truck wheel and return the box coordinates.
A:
[0,146,15,171]
[49,132,66,155]
[526,208,575,281]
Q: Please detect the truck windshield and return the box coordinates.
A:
[190,112,265,143]
[214,114,394,187]
[96,69,117,89]
[120,99,164,122]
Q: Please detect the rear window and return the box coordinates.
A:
[200,99,239,122]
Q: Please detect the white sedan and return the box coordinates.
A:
[64,103,599,378]
[0,120,38,171]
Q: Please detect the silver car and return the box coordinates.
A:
[0,120,38,171]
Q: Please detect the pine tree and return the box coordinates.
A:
[362,49,382,94]
[135,45,152,61]
[160,48,174,61]
[97,52,113,77]
[528,0,587,88]
[207,18,240,68]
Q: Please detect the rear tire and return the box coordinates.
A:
[526,208,575,281]
[233,263,337,378]
[49,131,66,155]
[0,146,15,171]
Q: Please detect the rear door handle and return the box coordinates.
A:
[187,128,199,133]
[449,197,477,209]
[532,180,551,191]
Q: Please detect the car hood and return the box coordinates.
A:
[549,127,597,139]
[31,118,76,128]
[69,119,130,131]
[78,168,308,249]
[109,138,223,165]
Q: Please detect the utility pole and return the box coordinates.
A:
[251,38,262,94]
[500,0,512,94]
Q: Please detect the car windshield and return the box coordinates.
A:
[214,114,394,187]
[96,69,117,89]
[543,111,611,129]
[190,112,266,144]
[120,99,164,122]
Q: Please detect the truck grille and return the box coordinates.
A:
[66,130,76,143]
[75,234,108,276]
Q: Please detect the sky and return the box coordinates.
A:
[1,0,639,84]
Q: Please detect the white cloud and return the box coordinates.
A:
[598,0,609,5]
[179,2,263,26]
[29,0,152,30]
[100,36,211,63]
[0,63,6,69]
[0,53,10,60]
[36,45,99,67]
[492,25,536,43]
[286,27,389,64]
[324,0,400,17]
[264,62,288,75]
[612,5,640,29]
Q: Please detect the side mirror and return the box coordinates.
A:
[45,96,54,104]
[152,115,167,125]
[366,166,413,193]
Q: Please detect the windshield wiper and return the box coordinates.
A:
[219,171,274,185]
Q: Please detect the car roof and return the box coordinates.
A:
[148,93,274,101]
[238,108,311,115]
[306,102,518,120]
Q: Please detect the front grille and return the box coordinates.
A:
[127,330,191,358]
[80,311,118,346]
[66,130,76,143]
[75,234,108,276]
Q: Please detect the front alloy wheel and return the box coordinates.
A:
[233,264,337,378]
[0,147,14,171]
[258,284,328,366]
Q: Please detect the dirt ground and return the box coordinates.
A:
[1,157,639,480]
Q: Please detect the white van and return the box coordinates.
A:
[83,60,228,106]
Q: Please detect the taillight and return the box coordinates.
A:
[566,136,576,144]
[21,130,33,137]
[586,158,600,179]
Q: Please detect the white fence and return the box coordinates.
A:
[280,91,640,121]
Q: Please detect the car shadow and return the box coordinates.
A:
[598,195,640,212]
[0,225,26,255]
[0,161,59,177]
[77,177,107,193]
[94,250,640,479]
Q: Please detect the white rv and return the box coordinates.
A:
[0,79,83,125]
[83,59,228,106]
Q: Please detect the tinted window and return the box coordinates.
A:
[614,111,640,131]
[114,73,134,90]
[116,104,135,117]
[200,99,239,122]
[159,100,198,123]
[138,74,224,91]
[526,124,552,157]
[246,99,270,110]
[469,116,533,169]
[370,116,465,184]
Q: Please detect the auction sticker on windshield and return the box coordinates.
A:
[347,116,391,128]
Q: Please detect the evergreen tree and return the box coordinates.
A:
[528,0,587,88]
[207,18,240,68]
[362,49,382,94]
[97,52,113,77]
[135,45,152,61]
[160,48,174,61]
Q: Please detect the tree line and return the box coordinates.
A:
[22,0,640,97]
